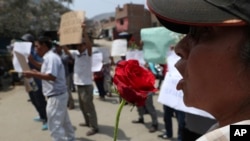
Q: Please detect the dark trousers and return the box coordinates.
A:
[157,76,164,89]
[94,79,106,97]
[163,105,185,141]
[182,127,202,141]
[77,85,98,129]
[29,88,47,122]
[137,93,158,126]
[69,73,75,91]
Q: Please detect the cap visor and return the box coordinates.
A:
[147,0,246,34]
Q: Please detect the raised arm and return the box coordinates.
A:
[82,23,92,56]
[62,45,74,60]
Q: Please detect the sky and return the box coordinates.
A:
[63,0,147,18]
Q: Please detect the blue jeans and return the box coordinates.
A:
[163,105,185,141]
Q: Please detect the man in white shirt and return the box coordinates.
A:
[63,25,99,136]
[23,36,75,141]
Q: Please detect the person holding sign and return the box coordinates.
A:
[23,36,75,141]
[148,0,250,140]
[20,33,48,131]
[59,10,99,136]
[63,24,99,136]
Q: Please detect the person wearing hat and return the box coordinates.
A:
[148,0,250,140]
[21,33,48,130]
[23,36,75,141]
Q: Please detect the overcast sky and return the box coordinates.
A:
[64,0,147,18]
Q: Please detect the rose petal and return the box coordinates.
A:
[113,60,157,107]
[116,84,147,106]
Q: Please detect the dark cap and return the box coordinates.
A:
[37,36,53,49]
[21,33,34,42]
[147,0,249,34]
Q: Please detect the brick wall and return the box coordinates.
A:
[115,4,152,45]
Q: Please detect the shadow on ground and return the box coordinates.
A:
[76,124,131,141]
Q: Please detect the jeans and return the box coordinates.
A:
[163,105,185,141]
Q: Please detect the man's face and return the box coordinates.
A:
[34,41,47,57]
[76,42,87,53]
[174,26,247,114]
[55,45,62,53]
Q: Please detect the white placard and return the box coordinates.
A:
[98,47,110,64]
[13,42,32,57]
[111,39,127,56]
[158,73,214,119]
[93,47,110,64]
[12,51,30,72]
[158,51,214,119]
[126,50,145,66]
[91,52,103,72]
[12,53,22,72]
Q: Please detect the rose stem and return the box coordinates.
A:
[113,99,126,141]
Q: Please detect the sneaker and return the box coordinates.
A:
[86,128,98,136]
[158,134,172,139]
[42,123,48,130]
[33,116,43,122]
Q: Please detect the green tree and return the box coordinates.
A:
[0,0,35,38]
[58,0,73,3]
[0,0,70,38]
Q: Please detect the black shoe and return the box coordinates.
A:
[149,124,158,133]
[158,134,172,139]
[132,118,144,124]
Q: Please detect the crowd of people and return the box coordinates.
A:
[12,22,212,141]
[17,30,216,141]
[7,0,250,140]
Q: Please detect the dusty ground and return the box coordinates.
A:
[0,85,178,141]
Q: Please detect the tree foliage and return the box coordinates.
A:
[58,0,74,3]
[0,0,70,38]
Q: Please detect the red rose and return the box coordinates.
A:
[113,60,157,106]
